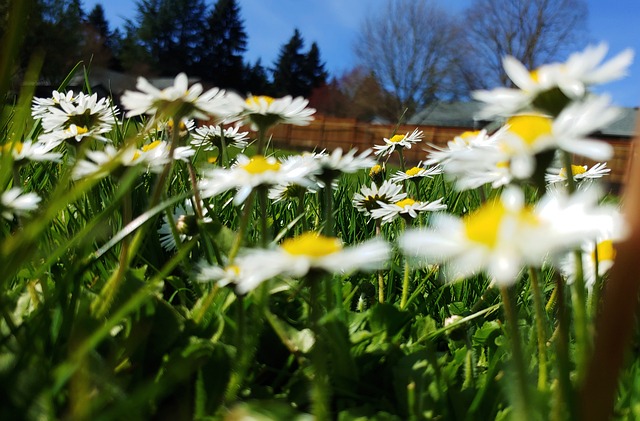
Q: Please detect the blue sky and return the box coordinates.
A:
[83,0,640,107]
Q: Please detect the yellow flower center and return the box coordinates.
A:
[70,125,89,135]
[2,142,23,154]
[389,134,405,143]
[406,167,423,176]
[458,131,480,144]
[529,69,541,83]
[281,232,343,257]
[464,200,507,248]
[558,165,587,179]
[242,155,281,174]
[167,119,187,130]
[227,265,240,275]
[142,140,162,152]
[506,115,552,147]
[207,156,218,164]
[395,198,416,208]
[591,240,616,263]
[246,95,275,107]
[369,164,383,177]
[132,151,141,160]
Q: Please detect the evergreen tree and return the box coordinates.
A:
[271,29,327,98]
[200,0,247,91]
[83,4,119,69]
[133,0,207,76]
[303,42,328,93]
[16,0,86,84]
[242,59,270,95]
[271,29,306,97]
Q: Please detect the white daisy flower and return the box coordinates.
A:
[36,92,118,145]
[373,128,424,158]
[196,262,246,289]
[424,129,500,167]
[2,140,62,163]
[389,163,442,183]
[136,140,195,173]
[190,124,250,151]
[1,188,41,220]
[473,43,634,118]
[399,186,616,285]
[240,95,315,131]
[314,148,376,180]
[371,197,447,225]
[267,153,323,201]
[545,162,610,185]
[353,180,406,217]
[445,159,513,191]
[71,144,140,179]
[31,90,76,119]
[158,200,211,252]
[535,184,628,245]
[121,72,241,121]
[226,232,391,294]
[488,98,618,180]
[199,154,316,205]
[559,237,618,291]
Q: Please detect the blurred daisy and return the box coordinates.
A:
[473,43,634,118]
[490,98,618,179]
[136,140,195,172]
[121,72,241,121]
[1,188,41,220]
[267,153,322,202]
[446,159,513,191]
[2,140,62,163]
[199,154,316,204]
[196,262,246,289]
[158,200,211,252]
[399,187,558,284]
[314,148,376,182]
[191,124,250,151]
[424,129,500,167]
[36,92,118,145]
[240,95,315,131]
[72,144,140,179]
[225,232,391,294]
[559,237,618,291]
[373,128,423,158]
[371,197,447,225]
[390,163,442,183]
[545,162,610,185]
[353,180,406,217]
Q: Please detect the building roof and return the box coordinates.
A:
[409,101,638,138]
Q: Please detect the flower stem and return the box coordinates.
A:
[553,272,577,420]
[227,190,256,263]
[528,266,548,390]
[499,285,531,420]
[376,219,385,303]
[309,276,331,421]
[400,258,411,309]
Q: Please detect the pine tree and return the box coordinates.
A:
[133,0,207,76]
[271,29,327,98]
[243,59,270,95]
[83,4,119,69]
[271,29,306,97]
[303,42,328,93]
[200,0,247,91]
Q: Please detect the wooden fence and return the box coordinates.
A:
[263,115,635,189]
